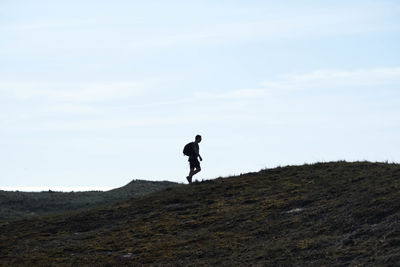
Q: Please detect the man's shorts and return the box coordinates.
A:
[189,156,200,169]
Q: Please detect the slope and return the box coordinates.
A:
[1,161,400,266]
[0,180,177,220]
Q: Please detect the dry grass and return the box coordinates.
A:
[1,161,400,266]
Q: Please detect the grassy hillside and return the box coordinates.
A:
[0,180,177,220]
[1,161,400,266]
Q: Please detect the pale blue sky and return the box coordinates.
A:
[1,0,399,190]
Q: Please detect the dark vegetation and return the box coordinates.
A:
[1,161,400,266]
[0,180,177,220]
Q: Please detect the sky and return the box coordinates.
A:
[1,0,399,191]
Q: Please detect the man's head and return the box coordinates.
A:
[195,134,202,143]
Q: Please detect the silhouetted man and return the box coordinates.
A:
[186,135,202,184]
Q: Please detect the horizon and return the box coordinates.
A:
[2,159,399,192]
[1,1,399,188]
[0,186,115,192]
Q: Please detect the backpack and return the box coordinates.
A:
[183,142,194,156]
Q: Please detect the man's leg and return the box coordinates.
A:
[187,166,195,183]
[190,167,201,179]
[187,158,201,183]
[193,166,201,176]
[187,166,201,183]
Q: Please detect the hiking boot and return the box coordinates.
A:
[186,176,192,184]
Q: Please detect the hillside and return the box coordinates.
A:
[0,180,177,220]
[1,161,400,266]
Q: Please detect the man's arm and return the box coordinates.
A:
[194,146,203,161]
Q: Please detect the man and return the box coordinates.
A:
[186,135,203,184]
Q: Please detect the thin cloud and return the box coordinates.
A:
[261,67,400,92]
[125,4,400,49]
[1,2,398,59]
[194,67,400,102]
[47,104,99,115]
[0,81,143,102]
[24,113,238,132]
[194,89,266,100]
[0,18,96,32]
